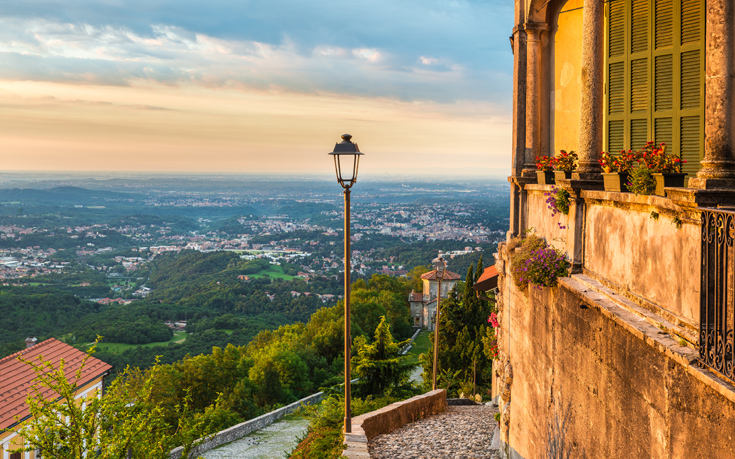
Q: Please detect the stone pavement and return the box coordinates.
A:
[368,404,501,459]
[200,417,309,459]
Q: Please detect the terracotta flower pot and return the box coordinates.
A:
[602,172,630,192]
[553,171,573,182]
[652,173,687,196]
[536,170,555,185]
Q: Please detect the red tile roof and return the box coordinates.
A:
[473,265,499,291]
[420,269,462,281]
[0,338,112,430]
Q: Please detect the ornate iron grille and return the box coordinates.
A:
[700,209,735,382]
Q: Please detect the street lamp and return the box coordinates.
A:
[431,256,447,391]
[329,133,364,434]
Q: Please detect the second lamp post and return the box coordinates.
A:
[431,256,447,391]
[328,134,364,434]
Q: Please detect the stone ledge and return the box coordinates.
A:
[170,391,325,459]
[558,276,735,406]
[342,389,447,459]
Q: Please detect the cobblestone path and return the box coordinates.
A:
[369,405,500,459]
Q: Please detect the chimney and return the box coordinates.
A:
[25,337,37,348]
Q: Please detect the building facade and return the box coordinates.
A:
[499,0,735,457]
[0,338,112,459]
[408,269,461,331]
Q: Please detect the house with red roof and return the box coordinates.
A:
[407,268,462,331]
[0,338,112,459]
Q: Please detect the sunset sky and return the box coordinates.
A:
[0,0,513,177]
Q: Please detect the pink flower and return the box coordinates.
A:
[488,312,499,328]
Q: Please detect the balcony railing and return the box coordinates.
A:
[700,208,735,383]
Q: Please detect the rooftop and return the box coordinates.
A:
[0,338,112,430]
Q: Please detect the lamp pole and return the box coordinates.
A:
[343,185,351,432]
[431,256,446,391]
[328,134,364,434]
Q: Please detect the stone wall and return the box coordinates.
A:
[496,254,735,459]
[342,389,447,459]
[169,391,325,459]
[522,188,700,341]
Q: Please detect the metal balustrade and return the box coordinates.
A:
[700,208,735,383]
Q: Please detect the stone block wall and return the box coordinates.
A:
[496,260,735,459]
[342,389,447,459]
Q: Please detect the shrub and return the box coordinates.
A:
[510,236,569,291]
[544,187,570,217]
[627,166,656,195]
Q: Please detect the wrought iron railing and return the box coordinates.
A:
[700,208,735,382]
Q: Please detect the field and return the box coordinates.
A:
[405,330,431,366]
[249,265,296,280]
[93,330,187,353]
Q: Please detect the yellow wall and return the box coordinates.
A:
[550,0,584,153]
[0,376,105,459]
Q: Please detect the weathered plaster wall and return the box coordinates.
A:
[549,0,583,154]
[583,198,700,328]
[498,268,735,459]
[524,185,569,254]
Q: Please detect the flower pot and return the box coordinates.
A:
[602,172,630,192]
[554,171,573,182]
[536,171,555,185]
[652,173,687,196]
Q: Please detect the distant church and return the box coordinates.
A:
[408,268,461,331]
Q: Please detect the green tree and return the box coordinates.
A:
[421,257,496,397]
[351,316,414,397]
[10,349,211,459]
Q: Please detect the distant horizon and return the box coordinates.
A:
[0,1,513,175]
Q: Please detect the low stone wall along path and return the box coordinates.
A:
[369,405,500,459]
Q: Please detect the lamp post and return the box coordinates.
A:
[328,134,364,434]
[431,256,447,391]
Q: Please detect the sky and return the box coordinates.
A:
[0,0,514,177]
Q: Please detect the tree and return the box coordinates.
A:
[10,348,211,459]
[351,316,415,397]
[421,257,496,397]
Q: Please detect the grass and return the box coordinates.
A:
[92,330,187,354]
[249,265,296,280]
[404,330,431,366]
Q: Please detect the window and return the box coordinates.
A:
[605,0,704,175]
[10,452,22,459]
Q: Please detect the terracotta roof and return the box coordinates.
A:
[408,292,423,302]
[0,338,112,430]
[473,265,499,292]
[420,269,462,281]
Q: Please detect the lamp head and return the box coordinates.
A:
[432,256,447,281]
[328,134,364,189]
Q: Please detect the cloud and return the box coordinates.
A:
[0,0,513,105]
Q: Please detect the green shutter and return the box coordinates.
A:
[655,118,673,148]
[631,119,648,150]
[631,0,649,54]
[655,0,673,49]
[655,55,673,110]
[681,0,700,45]
[609,0,625,57]
[680,116,700,175]
[609,120,625,152]
[631,58,648,112]
[680,50,700,110]
[609,62,625,114]
[604,0,704,175]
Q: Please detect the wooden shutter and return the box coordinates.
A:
[604,0,704,175]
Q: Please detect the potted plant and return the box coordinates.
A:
[553,150,577,181]
[535,156,556,185]
[599,150,639,192]
[638,142,687,196]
